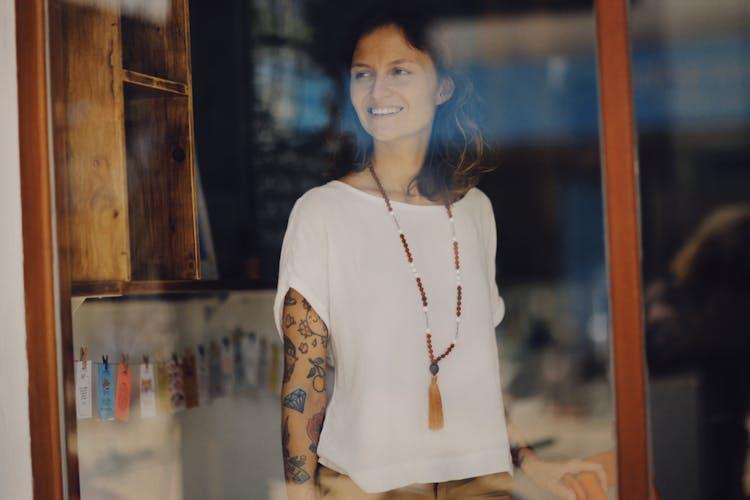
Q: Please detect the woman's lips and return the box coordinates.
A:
[368,106,403,116]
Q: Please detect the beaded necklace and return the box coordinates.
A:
[367,164,462,431]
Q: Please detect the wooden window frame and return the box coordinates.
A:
[16,0,650,498]
[595,0,652,498]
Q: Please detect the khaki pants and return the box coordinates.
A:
[317,465,512,500]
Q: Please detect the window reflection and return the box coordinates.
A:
[632,0,750,498]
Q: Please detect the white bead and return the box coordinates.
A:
[425,327,431,333]
[452,338,458,345]
[449,217,454,222]
[456,316,461,323]
[423,306,429,312]
[398,229,404,234]
[456,270,460,275]
[452,237,457,242]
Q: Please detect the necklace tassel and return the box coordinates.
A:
[428,375,444,430]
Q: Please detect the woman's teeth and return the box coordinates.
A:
[369,107,402,116]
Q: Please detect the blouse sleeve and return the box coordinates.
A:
[483,194,506,327]
[273,193,330,339]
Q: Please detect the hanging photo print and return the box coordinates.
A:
[156,356,171,415]
[197,344,210,405]
[182,348,199,409]
[242,332,260,389]
[221,337,235,395]
[168,354,186,413]
[114,357,131,422]
[75,355,92,419]
[140,358,157,418]
[97,356,115,420]
[209,341,223,398]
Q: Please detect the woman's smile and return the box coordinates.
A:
[368,106,404,117]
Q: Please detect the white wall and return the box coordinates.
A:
[0,0,35,498]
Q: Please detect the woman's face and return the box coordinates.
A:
[349,24,448,146]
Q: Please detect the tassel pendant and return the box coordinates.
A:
[428,375,444,430]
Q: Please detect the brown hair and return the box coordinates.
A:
[671,203,750,296]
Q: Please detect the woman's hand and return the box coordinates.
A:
[281,288,329,500]
[521,455,608,500]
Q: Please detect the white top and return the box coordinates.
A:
[273,180,512,493]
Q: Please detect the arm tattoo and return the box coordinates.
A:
[282,416,311,484]
[283,312,296,328]
[283,388,307,413]
[283,335,297,383]
[306,357,326,393]
[296,308,329,349]
[306,408,325,453]
[284,291,298,306]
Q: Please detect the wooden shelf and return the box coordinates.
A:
[123,70,188,95]
[72,279,266,297]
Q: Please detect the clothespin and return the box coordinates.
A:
[143,354,150,368]
[198,344,205,357]
[102,355,109,372]
[172,352,179,364]
[80,346,88,369]
[222,337,230,348]
[121,353,129,373]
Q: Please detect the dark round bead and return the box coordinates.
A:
[429,363,439,375]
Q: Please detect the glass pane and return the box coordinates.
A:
[49,0,619,498]
[631,1,750,499]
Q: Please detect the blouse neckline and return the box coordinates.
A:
[329,180,474,210]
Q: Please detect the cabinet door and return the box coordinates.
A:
[51,0,199,285]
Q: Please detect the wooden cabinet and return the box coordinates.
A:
[53,0,199,285]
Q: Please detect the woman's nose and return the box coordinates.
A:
[370,75,392,99]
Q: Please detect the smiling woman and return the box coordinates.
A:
[274,7,518,499]
[273,5,611,500]
[337,7,490,205]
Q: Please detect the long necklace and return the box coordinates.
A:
[367,164,462,431]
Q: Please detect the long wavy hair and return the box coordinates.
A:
[333,5,493,204]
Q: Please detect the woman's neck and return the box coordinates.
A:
[371,139,428,197]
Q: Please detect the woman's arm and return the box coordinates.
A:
[281,287,328,500]
[507,416,609,499]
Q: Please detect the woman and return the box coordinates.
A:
[274,8,605,499]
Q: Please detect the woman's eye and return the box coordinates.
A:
[352,71,371,80]
[392,68,410,76]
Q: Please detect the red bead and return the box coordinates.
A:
[367,164,462,370]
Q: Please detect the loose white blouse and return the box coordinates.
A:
[274,180,512,493]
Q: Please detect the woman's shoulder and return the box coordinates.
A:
[461,186,493,211]
[289,181,347,220]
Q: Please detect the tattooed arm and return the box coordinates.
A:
[281,287,328,500]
